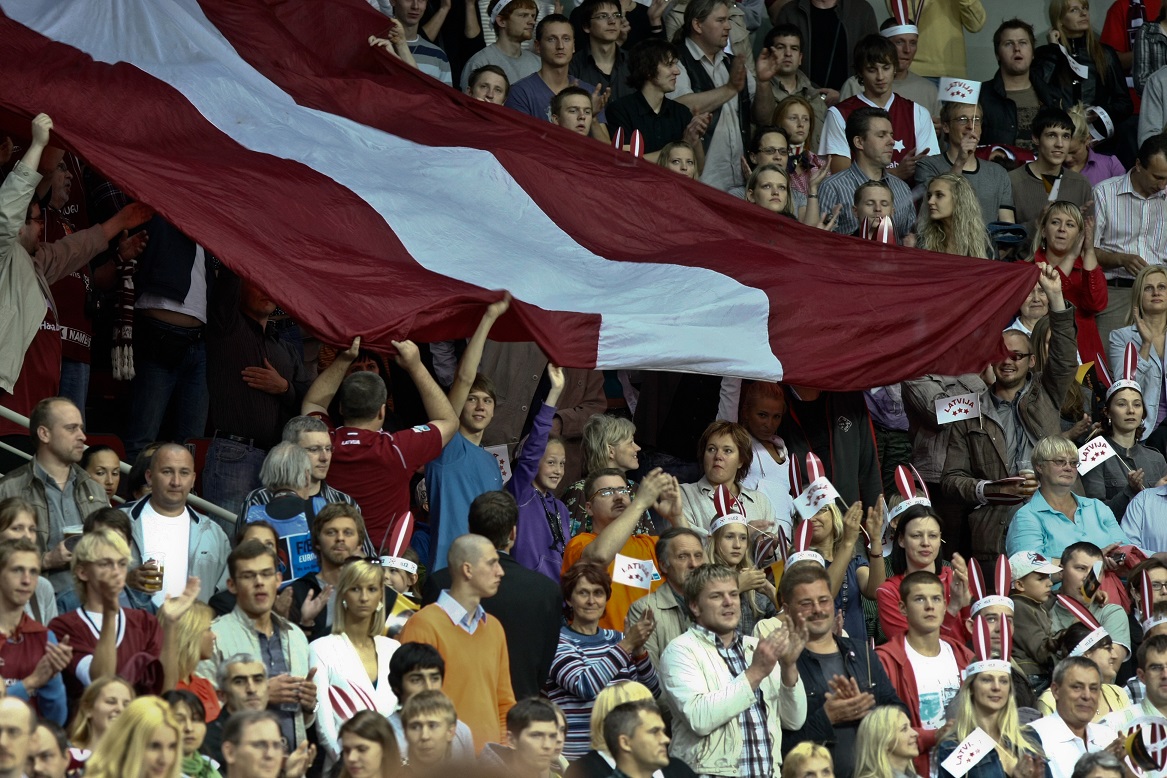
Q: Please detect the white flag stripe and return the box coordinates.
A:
[6,0,784,378]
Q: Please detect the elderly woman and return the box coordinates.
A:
[737,382,794,536]
[562,415,646,536]
[679,421,776,537]
[238,441,322,582]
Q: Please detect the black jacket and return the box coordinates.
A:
[1033,39,1133,128]
[565,750,697,778]
[422,551,561,700]
[980,70,1056,147]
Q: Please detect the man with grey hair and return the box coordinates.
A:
[626,526,707,667]
[0,698,34,778]
[1070,752,1124,778]
[121,442,230,605]
[658,563,806,778]
[204,653,271,769]
[1024,657,1123,778]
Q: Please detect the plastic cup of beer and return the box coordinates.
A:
[143,552,166,594]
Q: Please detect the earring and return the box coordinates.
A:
[341,601,348,609]
[376,602,384,612]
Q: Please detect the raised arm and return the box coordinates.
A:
[302,336,361,417]
[448,294,511,412]
[394,340,459,446]
[581,469,672,565]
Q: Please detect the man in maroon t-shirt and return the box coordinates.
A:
[301,337,457,552]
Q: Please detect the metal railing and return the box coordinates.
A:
[0,404,237,523]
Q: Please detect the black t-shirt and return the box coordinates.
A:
[810,649,860,778]
[605,91,693,152]
[807,4,848,91]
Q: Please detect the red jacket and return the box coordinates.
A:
[876,632,974,776]
[876,566,971,644]
[1034,248,1109,373]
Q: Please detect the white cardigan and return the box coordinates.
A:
[658,627,806,776]
[309,633,400,769]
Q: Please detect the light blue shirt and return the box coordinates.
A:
[1121,485,1167,553]
[436,590,486,635]
[1005,489,1130,559]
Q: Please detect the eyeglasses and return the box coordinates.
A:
[952,116,983,126]
[591,486,633,499]
[759,146,790,157]
[1150,581,1167,593]
[1041,458,1077,469]
[591,11,623,20]
[235,569,278,583]
[1002,351,1032,362]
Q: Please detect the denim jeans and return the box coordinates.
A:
[123,319,209,462]
[58,359,90,422]
[201,437,265,528]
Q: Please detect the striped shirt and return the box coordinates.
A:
[694,624,773,778]
[544,625,660,760]
[818,163,916,241]
[237,482,378,558]
[1093,171,1167,280]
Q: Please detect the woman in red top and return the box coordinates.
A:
[1031,201,1108,370]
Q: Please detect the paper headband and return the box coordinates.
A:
[381,556,418,575]
[786,519,826,568]
[1058,594,1111,656]
[709,484,748,535]
[887,464,932,522]
[380,511,416,574]
[788,452,828,498]
[1107,342,1142,401]
[489,0,519,26]
[969,555,1015,616]
[881,23,919,37]
[963,613,1013,678]
[611,127,645,157]
[860,216,895,244]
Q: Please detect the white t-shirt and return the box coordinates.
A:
[904,640,961,730]
[140,501,191,607]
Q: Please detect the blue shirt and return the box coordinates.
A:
[425,433,503,571]
[436,590,486,635]
[1005,489,1130,559]
[1120,484,1167,553]
[504,73,603,123]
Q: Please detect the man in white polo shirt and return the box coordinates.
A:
[1024,657,1123,778]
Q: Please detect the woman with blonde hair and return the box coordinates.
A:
[310,559,400,774]
[853,706,920,778]
[69,675,135,762]
[568,681,689,778]
[807,499,885,643]
[915,174,991,258]
[704,513,778,636]
[562,415,643,536]
[745,164,835,229]
[939,668,1044,778]
[656,141,701,180]
[1110,265,1167,453]
[160,592,219,721]
[83,696,181,778]
[1065,105,1124,187]
[783,742,836,778]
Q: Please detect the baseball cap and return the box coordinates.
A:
[1009,551,1061,580]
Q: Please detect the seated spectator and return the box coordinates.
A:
[287,503,370,641]
[551,86,596,136]
[158,583,219,721]
[849,179,900,240]
[658,564,806,778]
[601,699,678,778]
[82,697,181,778]
[679,422,775,535]
[655,141,701,178]
[817,107,917,241]
[605,39,708,162]
[1066,106,1125,188]
[1047,542,1132,664]
[301,336,456,553]
[237,443,323,581]
[838,20,940,118]
[915,91,1015,227]
[160,690,220,778]
[200,654,269,770]
[48,529,161,699]
[30,719,71,778]
[68,676,134,760]
[389,0,453,84]
[805,499,884,642]
[564,680,695,778]
[1023,658,1120,778]
[1080,377,1167,518]
[1008,108,1093,240]
[1096,138,1167,347]
[1121,472,1167,552]
[765,26,828,151]
[121,443,230,605]
[0,498,56,624]
[1033,202,1109,366]
[780,563,902,778]
[1010,282,1050,335]
[547,561,658,759]
[466,64,511,103]
[569,0,633,102]
[915,173,992,257]
[851,706,919,778]
[876,571,973,775]
[398,534,516,750]
[942,265,1075,563]
[482,698,563,776]
[1108,280,1167,457]
[336,711,402,778]
[876,507,970,642]
[704,503,778,636]
[625,528,706,668]
[0,539,68,724]
[220,710,312,778]
[980,20,1050,151]
[745,164,833,227]
[1037,622,1130,718]
[775,97,828,198]
[308,559,401,773]
[80,446,121,503]
[425,299,509,572]
[562,468,685,630]
[818,35,936,179]
[1032,0,1131,154]
[1010,551,1061,692]
[460,0,540,88]
[385,642,474,760]
[734,127,798,203]
[1105,633,1167,733]
[400,690,461,770]
[782,744,840,778]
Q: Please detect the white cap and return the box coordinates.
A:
[938,77,981,105]
[1009,551,1061,580]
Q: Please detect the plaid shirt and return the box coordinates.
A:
[693,625,773,778]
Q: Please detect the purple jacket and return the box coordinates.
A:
[507,403,571,582]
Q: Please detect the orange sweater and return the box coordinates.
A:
[398,604,515,752]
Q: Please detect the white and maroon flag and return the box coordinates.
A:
[0,0,1039,387]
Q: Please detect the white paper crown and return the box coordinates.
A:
[1070,626,1111,657]
[381,556,418,575]
[881,23,919,37]
[963,660,1012,680]
[1107,342,1142,401]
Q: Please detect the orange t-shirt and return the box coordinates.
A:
[562,534,662,631]
[178,675,222,722]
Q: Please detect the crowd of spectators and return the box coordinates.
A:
[11,0,1167,775]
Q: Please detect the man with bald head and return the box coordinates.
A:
[121,442,231,605]
[0,698,34,778]
[0,397,109,607]
[399,533,515,752]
